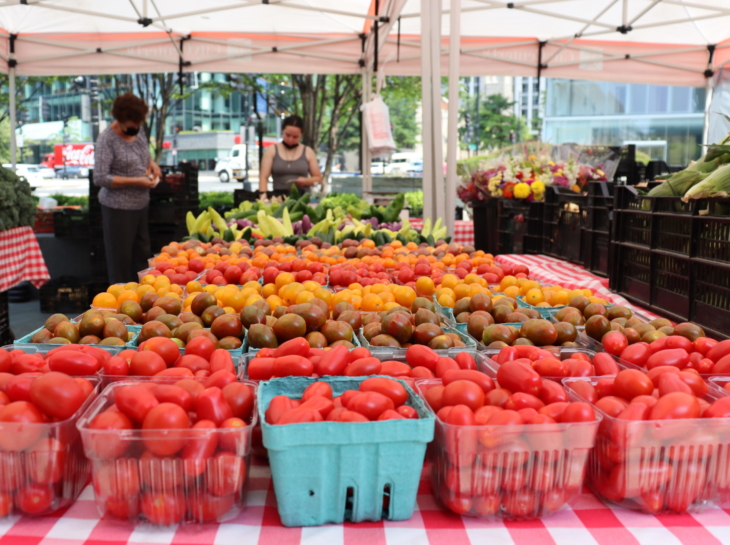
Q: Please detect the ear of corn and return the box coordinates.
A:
[648,170,707,197]
[683,164,730,201]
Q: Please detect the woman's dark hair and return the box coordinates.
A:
[112,93,149,124]
[282,115,305,131]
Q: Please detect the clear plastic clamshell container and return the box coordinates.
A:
[417,378,601,520]
[76,379,258,524]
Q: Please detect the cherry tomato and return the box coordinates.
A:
[141,490,186,525]
[613,369,653,401]
[650,392,700,420]
[247,357,274,380]
[207,452,246,496]
[196,387,234,426]
[185,337,217,361]
[397,405,418,419]
[0,401,45,450]
[359,377,408,407]
[116,384,159,423]
[496,361,542,396]
[16,484,53,515]
[87,409,133,459]
[343,357,382,377]
[347,392,394,420]
[142,337,180,367]
[142,402,191,456]
[560,402,596,423]
[188,493,235,523]
[218,417,247,453]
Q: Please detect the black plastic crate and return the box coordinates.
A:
[527,202,544,236]
[472,200,498,255]
[586,206,611,233]
[523,234,544,255]
[652,251,690,321]
[654,214,693,256]
[615,243,651,305]
[0,290,11,345]
[695,206,730,264]
[497,200,530,254]
[583,230,610,277]
[556,208,584,264]
[692,259,730,339]
[39,277,90,315]
[614,185,653,212]
[615,211,651,247]
[53,208,88,238]
[586,181,614,207]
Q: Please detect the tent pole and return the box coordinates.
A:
[9,35,16,170]
[361,67,372,201]
[446,0,460,236]
[430,0,445,224]
[420,0,434,222]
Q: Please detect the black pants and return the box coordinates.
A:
[101,204,151,284]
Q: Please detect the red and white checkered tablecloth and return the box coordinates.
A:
[3,459,729,544]
[0,226,50,292]
[409,220,474,246]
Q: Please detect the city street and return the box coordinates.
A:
[31,172,258,197]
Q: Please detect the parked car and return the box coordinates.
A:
[371,161,386,175]
[406,160,423,177]
[55,165,89,179]
[384,153,423,176]
[2,164,45,187]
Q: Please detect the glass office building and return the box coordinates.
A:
[542,79,706,166]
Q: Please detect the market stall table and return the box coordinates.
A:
[0,459,728,545]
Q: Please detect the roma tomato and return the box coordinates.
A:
[29,372,86,421]
[273,355,313,377]
[595,396,629,418]
[347,392,394,420]
[316,345,349,376]
[203,370,237,390]
[455,353,477,370]
[619,343,651,368]
[181,420,218,476]
[344,357,382,377]
[560,402,596,423]
[209,350,235,374]
[142,337,180,367]
[196,387,233,426]
[273,338,310,358]
[116,384,159,423]
[442,380,485,412]
[650,392,700,420]
[93,458,141,498]
[568,380,598,404]
[130,351,167,376]
[359,377,408,407]
[0,401,45,451]
[103,356,129,377]
[613,369,654,400]
[142,403,191,456]
[207,452,246,496]
[247,357,274,380]
[602,332,628,356]
[538,380,568,404]
[504,392,544,411]
[442,370,495,394]
[176,355,210,374]
[222,382,254,421]
[47,351,100,376]
[149,384,193,412]
[140,490,186,525]
[646,349,689,370]
[185,337,216,361]
[299,396,335,419]
[405,345,439,372]
[188,493,235,523]
[87,410,133,459]
[532,358,567,378]
[496,361,542,396]
[593,353,620,375]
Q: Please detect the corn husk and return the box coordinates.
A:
[683,164,730,201]
[687,156,721,173]
[648,170,707,197]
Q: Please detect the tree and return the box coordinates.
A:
[459,93,524,152]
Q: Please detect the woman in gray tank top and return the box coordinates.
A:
[259,115,322,195]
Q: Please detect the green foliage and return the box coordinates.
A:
[199,191,234,210]
[47,194,88,207]
[460,94,526,152]
[405,191,423,216]
[320,193,369,211]
[0,166,35,231]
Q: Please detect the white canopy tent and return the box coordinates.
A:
[1,1,730,234]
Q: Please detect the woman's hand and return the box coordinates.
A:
[134,176,157,188]
[295,177,315,187]
[149,159,162,180]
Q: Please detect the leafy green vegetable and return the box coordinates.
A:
[0,167,35,232]
[199,192,234,210]
[405,190,423,216]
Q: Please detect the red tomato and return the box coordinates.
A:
[299,396,335,419]
[273,338,310,358]
[10,354,44,374]
[609,461,672,499]
[188,493,235,523]
[442,370,495,394]
[316,345,349,376]
[29,372,86,421]
[593,352,621,375]
[347,392,395,420]
[5,374,36,402]
[703,397,730,418]
[560,402,596,423]
[647,365,680,387]
[103,356,129,376]
[273,355,313,377]
[302,382,333,401]
[441,380,485,412]
[181,420,218,476]
[138,450,184,490]
[209,350,235,374]
[348,347,372,363]
[377,409,405,421]
[174,379,205,402]
[504,392,544,411]
[247,357,274,380]
[142,402,191,456]
[116,384,159,423]
[602,332,629,356]
[539,402,569,421]
[619,343,651,367]
[496,361,542,396]
[503,488,537,517]
[714,354,730,374]
[532,358,568,377]
[380,361,412,377]
[93,458,141,498]
[206,452,246,496]
[409,366,435,379]
[143,337,180,367]
[694,337,718,357]
[396,405,418,419]
[538,380,568,404]
[405,345,439,372]
[87,410,133,459]
[150,384,193,412]
[141,490,186,525]
[177,354,210,374]
[47,351,100,376]
[154,368,194,379]
[130,351,167,376]
[196,387,234,426]
[334,410,368,422]
[0,401,45,451]
[359,377,408,407]
[185,337,217,361]
[595,396,629,417]
[657,373,693,397]
[26,438,66,485]
[423,385,444,412]
[221,382,254,421]
[203,370,237,390]
[0,350,10,374]
[455,353,477,370]
[568,380,598,404]
[485,388,512,408]
[218,417,246,452]
[343,357,382,377]
[0,491,12,518]
[277,407,322,424]
[650,392,700,420]
[613,369,654,400]
[16,484,53,515]
[595,378,615,399]
[646,349,689,370]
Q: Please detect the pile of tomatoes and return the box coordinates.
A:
[79,378,255,524]
[607,335,725,374]
[0,372,97,516]
[265,377,419,424]
[490,346,620,378]
[418,361,597,519]
[566,368,730,513]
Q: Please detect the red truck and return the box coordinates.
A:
[41,143,94,178]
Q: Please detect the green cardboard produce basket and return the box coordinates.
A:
[258,376,435,527]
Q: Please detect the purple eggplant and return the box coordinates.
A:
[237,218,254,229]
[292,221,302,235]
[301,214,312,233]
